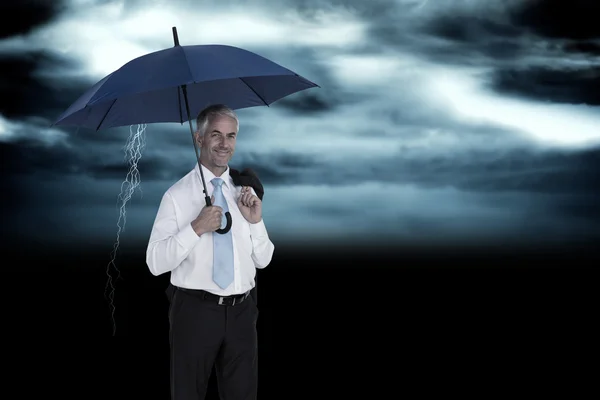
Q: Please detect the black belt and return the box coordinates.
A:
[176,286,250,306]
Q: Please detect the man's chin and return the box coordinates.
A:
[210,161,228,169]
[213,157,231,167]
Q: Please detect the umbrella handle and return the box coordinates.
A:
[205,195,233,234]
[215,212,233,235]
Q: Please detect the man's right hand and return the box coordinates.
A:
[191,195,224,236]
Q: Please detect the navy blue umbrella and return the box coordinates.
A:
[53,27,319,233]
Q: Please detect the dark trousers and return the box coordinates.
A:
[167,284,259,400]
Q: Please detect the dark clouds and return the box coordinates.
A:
[252,0,397,18]
[1,136,191,185]
[428,16,522,44]
[5,115,597,208]
[433,147,600,195]
[0,0,66,39]
[375,0,600,73]
[490,66,600,106]
[87,155,190,182]
[1,139,82,179]
[401,1,600,111]
[234,145,600,197]
[0,51,91,119]
[2,0,600,250]
[510,0,600,40]
[17,130,599,197]
[231,151,320,185]
[563,41,600,56]
[420,13,525,63]
[274,91,332,115]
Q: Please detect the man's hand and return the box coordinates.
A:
[238,186,262,224]
[191,195,224,236]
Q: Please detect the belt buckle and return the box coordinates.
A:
[218,296,236,306]
[218,293,247,306]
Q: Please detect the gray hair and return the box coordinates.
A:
[195,104,239,136]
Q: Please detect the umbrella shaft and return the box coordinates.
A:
[181,84,211,206]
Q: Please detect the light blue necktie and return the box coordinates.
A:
[211,177,234,289]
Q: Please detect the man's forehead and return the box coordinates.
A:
[209,128,237,134]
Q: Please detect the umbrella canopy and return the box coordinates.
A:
[53,27,319,234]
[53,29,318,130]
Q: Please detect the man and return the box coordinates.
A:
[146,104,275,400]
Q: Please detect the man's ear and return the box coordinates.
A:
[194,131,202,146]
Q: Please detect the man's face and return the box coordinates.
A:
[197,114,238,172]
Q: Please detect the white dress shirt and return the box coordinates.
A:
[146,163,275,296]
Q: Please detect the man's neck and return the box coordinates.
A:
[200,161,227,177]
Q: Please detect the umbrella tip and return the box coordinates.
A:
[172,26,180,46]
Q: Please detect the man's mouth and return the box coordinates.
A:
[214,149,229,156]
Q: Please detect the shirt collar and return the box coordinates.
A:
[195,162,231,189]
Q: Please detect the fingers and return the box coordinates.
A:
[245,194,257,206]
[238,186,258,207]
[213,206,223,221]
[200,205,223,228]
[211,194,215,205]
[202,205,222,215]
[212,207,224,230]
[241,186,252,198]
[214,214,223,229]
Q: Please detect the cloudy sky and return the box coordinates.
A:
[2,0,599,254]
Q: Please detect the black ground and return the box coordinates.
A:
[8,241,598,399]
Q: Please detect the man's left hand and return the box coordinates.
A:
[238,186,262,224]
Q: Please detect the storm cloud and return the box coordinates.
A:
[1,0,599,252]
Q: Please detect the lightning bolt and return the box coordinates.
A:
[105,123,147,336]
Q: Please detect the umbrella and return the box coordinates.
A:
[53,26,319,233]
[52,27,319,335]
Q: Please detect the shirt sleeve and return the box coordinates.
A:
[247,186,275,269]
[146,191,200,276]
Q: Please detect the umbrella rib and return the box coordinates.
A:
[179,46,199,121]
[96,99,118,131]
[239,77,269,106]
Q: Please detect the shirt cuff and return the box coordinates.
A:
[249,219,268,238]
[176,222,201,251]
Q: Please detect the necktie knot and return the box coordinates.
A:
[212,177,224,188]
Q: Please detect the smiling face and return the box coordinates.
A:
[196,113,238,177]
